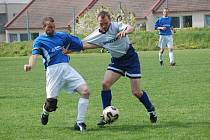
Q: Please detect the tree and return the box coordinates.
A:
[76,5,136,36]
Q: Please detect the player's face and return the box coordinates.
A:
[43,21,55,36]
[163,9,169,17]
[98,16,111,33]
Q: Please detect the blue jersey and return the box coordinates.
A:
[32,32,83,69]
[155,16,173,35]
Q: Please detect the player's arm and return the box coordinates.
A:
[83,42,100,49]
[24,54,39,72]
[155,19,166,30]
[117,24,134,39]
[62,33,83,54]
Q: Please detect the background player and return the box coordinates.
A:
[155,8,176,66]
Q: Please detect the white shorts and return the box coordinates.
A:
[46,63,86,98]
[159,35,173,48]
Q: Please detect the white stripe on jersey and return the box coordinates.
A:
[42,48,50,66]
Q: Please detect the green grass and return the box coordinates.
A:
[0,49,210,140]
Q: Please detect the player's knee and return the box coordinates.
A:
[132,90,142,98]
[102,80,111,90]
[80,85,90,98]
[44,98,58,112]
[169,48,173,52]
[81,87,90,98]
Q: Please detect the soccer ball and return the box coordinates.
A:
[103,106,119,123]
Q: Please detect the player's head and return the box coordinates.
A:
[163,8,169,17]
[97,11,111,33]
[42,17,55,36]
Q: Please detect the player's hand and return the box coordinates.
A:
[173,28,176,33]
[116,30,127,39]
[24,64,32,72]
[160,27,167,30]
[62,47,72,55]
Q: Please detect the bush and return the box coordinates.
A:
[0,28,210,57]
[0,41,32,57]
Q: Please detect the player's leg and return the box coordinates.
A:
[159,48,164,66]
[62,64,90,131]
[130,78,157,123]
[125,47,157,123]
[101,70,122,109]
[159,35,167,66]
[97,70,122,126]
[167,35,175,66]
[74,84,90,131]
[41,64,64,125]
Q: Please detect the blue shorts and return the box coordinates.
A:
[107,45,141,79]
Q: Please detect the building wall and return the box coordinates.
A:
[0,33,5,42]
[5,28,68,42]
[192,11,210,27]
[6,28,42,42]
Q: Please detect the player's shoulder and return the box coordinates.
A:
[55,31,68,36]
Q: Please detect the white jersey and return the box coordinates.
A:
[83,22,131,58]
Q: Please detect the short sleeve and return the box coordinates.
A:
[32,40,42,55]
[82,30,104,47]
[64,33,83,52]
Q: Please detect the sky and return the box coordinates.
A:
[0,0,30,3]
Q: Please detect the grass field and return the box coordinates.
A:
[0,49,210,140]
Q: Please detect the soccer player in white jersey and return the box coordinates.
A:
[155,8,176,66]
[24,17,89,131]
[82,11,157,126]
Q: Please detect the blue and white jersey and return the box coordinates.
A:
[32,32,83,69]
[155,16,173,35]
[83,22,131,58]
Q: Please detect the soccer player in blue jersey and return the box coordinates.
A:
[82,11,157,127]
[155,8,176,66]
[24,17,89,131]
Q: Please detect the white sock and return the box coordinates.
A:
[169,51,174,63]
[77,98,89,123]
[159,52,163,61]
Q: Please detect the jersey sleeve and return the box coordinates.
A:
[82,30,103,47]
[32,40,42,55]
[155,18,160,29]
[64,33,83,52]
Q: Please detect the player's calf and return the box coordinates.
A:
[41,98,58,125]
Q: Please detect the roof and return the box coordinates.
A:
[89,0,157,19]
[5,0,94,29]
[5,0,210,30]
[154,0,210,13]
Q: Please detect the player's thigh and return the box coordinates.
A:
[46,65,64,98]
[63,65,86,94]
[159,35,167,48]
[167,35,173,48]
[103,70,121,87]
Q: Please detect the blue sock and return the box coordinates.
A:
[139,91,154,112]
[101,90,112,109]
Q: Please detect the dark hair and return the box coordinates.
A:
[42,17,54,26]
[97,11,111,20]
